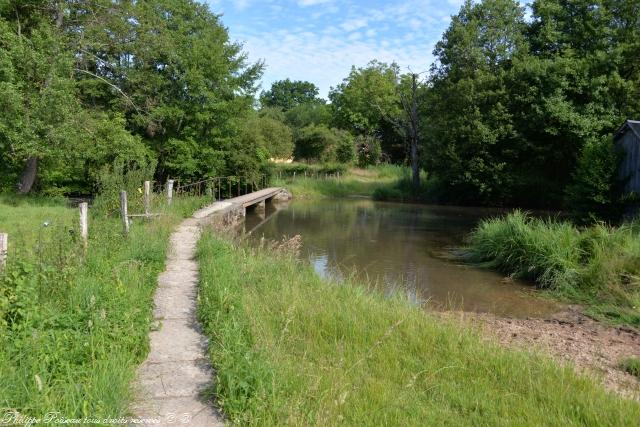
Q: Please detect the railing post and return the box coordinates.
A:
[120,190,130,235]
[143,181,151,215]
[166,179,174,205]
[79,202,88,250]
[0,233,7,270]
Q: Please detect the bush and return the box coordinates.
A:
[294,125,352,163]
[335,134,356,164]
[92,157,157,216]
[564,139,622,223]
[356,135,382,167]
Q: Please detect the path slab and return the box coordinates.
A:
[131,208,229,426]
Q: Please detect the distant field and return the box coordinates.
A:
[273,164,407,199]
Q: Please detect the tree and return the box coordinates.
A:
[425,0,529,204]
[294,125,351,162]
[69,0,264,181]
[242,110,294,160]
[329,61,406,163]
[0,1,149,194]
[260,79,323,111]
[399,73,422,189]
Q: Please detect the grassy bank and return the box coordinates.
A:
[272,164,406,199]
[197,232,639,425]
[467,211,640,327]
[0,194,208,418]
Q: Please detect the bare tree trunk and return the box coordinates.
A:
[408,74,420,190]
[16,3,64,194]
[17,157,38,194]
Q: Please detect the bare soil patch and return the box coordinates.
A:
[441,307,640,399]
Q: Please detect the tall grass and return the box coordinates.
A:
[274,165,407,199]
[0,194,208,418]
[468,210,640,326]
[197,232,640,425]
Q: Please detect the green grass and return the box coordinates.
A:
[196,232,640,426]
[0,194,209,419]
[619,357,640,378]
[467,210,640,327]
[273,164,407,199]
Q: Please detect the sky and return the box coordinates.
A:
[205,0,468,98]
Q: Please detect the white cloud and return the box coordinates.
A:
[340,17,368,32]
[297,0,333,6]
[216,0,457,97]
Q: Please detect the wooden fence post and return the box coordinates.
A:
[0,233,7,269]
[79,202,88,249]
[120,191,130,234]
[166,179,174,205]
[143,181,151,215]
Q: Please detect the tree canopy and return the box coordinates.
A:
[260,79,323,111]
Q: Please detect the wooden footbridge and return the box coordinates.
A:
[193,187,288,221]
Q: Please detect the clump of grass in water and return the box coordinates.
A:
[196,231,640,425]
[467,210,640,326]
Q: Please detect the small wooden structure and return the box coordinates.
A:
[614,120,640,195]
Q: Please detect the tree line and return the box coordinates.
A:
[1,0,639,217]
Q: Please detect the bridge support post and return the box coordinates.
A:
[254,200,266,213]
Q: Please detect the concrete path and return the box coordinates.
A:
[132,205,231,426]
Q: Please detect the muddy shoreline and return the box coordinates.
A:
[441,307,640,399]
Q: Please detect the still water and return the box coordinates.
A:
[245,199,560,318]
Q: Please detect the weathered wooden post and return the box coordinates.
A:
[120,191,130,234]
[79,202,88,250]
[166,179,174,205]
[143,181,151,216]
[0,233,7,269]
[293,171,296,179]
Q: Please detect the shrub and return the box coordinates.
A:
[356,135,382,167]
[335,133,356,164]
[92,157,157,216]
[294,125,352,163]
[564,139,622,223]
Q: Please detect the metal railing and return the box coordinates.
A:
[175,174,269,200]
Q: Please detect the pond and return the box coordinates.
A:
[245,198,561,318]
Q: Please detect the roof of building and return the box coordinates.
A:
[614,120,640,140]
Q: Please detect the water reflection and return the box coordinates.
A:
[247,199,560,318]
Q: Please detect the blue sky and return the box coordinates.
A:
[205,0,468,98]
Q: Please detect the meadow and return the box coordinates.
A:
[272,163,406,199]
[0,193,208,418]
[196,232,640,426]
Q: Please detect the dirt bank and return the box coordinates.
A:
[441,307,640,399]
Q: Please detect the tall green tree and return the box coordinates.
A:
[329,61,405,162]
[426,0,527,204]
[69,0,264,182]
[260,79,322,111]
